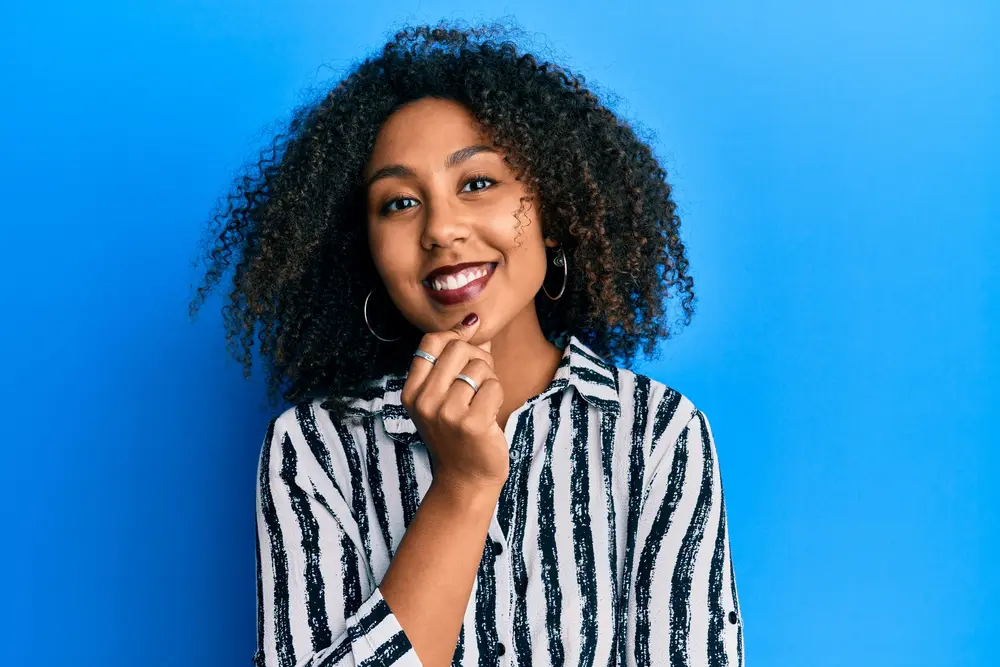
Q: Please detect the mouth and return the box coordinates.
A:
[422,262,498,306]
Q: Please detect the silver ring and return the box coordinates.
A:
[455,373,480,393]
[412,349,437,365]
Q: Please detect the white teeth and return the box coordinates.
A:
[428,264,491,291]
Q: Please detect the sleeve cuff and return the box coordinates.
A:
[345,587,424,666]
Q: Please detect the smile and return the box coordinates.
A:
[422,262,497,306]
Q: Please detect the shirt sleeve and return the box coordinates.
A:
[622,406,744,667]
[253,414,424,667]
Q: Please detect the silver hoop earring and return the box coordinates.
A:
[364,288,404,342]
[542,245,568,300]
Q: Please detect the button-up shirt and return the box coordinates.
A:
[254,334,744,667]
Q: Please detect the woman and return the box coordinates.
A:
[191,22,744,667]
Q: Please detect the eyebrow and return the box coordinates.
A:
[364,144,497,189]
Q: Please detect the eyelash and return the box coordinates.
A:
[379,173,497,216]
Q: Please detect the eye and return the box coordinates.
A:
[461,173,496,193]
[380,196,416,216]
[377,174,496,216]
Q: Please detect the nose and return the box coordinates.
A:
[420,199,471,249]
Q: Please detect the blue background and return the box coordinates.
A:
[2,1,996,665]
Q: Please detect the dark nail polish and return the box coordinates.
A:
[462,313,478,326]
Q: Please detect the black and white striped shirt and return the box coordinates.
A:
[254,334,744,667]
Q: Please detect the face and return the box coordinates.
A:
[363,96,557,341]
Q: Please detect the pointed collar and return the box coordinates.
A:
[343,334,621,444]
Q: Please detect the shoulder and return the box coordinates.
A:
[609,365,719,468]
[567,330,705,450]
[266,382,381,440]
[258,396,370,484]
[257,399,318,473]
[266,397,331,441]
[613,366,702,432]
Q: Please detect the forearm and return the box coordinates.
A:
[378,479,501,667]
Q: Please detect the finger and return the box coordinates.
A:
[419,338,495,413]
[452,311,491,355]
[439,358,495,417]
[466,377,504,430]
[404,312,489,410]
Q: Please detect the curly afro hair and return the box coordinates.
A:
[188,19,698,420]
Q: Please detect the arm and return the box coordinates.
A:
[255,414,499,667]
[622,407,744,667]
[379,476,500,667]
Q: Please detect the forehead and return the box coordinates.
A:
[368,98,491,164]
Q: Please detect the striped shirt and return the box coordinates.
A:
[254,334,744,667]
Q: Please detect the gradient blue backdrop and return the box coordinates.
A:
[2,2,996,665]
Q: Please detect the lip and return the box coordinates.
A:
[422,262,497,306]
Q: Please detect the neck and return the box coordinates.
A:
[487,302,563,431]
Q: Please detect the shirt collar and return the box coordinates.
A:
[345,334,621,444]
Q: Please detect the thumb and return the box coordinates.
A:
[452,311,491,354]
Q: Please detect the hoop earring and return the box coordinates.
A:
[364,287,404,342]
[542,245,568,300]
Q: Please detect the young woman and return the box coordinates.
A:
[191,22,744,667]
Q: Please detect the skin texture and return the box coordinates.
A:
[363,96,563,429]
[188,23,697,422]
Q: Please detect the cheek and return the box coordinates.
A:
[501,243,549,291]
[369,244,426,308]
[369,229,409,275]
[491,231,549,288]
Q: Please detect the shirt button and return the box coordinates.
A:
[492,541,503,556]
[497,643,506,656]
[728,611,739,625]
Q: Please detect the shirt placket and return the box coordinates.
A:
[483,398,541,667]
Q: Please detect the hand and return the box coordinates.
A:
[400,313,509,493]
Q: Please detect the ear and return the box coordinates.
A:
[544,236,560,249]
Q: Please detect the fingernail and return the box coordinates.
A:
[462,313,478,326]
